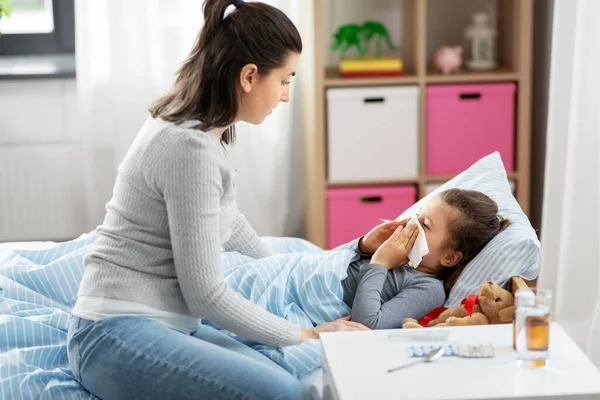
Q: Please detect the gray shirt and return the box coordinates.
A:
[75,117,301,348]
[336,239,446,329]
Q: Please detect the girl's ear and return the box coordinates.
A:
[441,250,463,267]
[239,63,259,93]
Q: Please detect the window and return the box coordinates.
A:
[0,0,74,55]
[1,0,54,34]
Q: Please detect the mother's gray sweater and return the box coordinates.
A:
[76,117,300,348]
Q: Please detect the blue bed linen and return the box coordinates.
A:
[0,233,355,398]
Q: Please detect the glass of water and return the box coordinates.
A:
[514,287,552,367]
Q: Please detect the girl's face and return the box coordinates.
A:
[237,52,299,125]
[417,196,463,270]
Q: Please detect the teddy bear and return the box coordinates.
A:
[403,280,515,328]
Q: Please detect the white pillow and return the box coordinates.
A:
[398,152,540,307]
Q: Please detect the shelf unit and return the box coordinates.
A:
[303,0,533,249]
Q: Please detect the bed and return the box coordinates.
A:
[0,230,531,400]
[0,152,542,399]
[0,232,354,399]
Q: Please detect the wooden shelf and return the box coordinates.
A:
[325,66,519,87]
[327,173,518,188]
[426,66,520,83]
[425,172,518,183]
[304,0,533,249]
[324,67,420,87]
[327,178,420,188]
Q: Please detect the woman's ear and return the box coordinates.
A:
[239,63,259,93]
[441,250,463,268]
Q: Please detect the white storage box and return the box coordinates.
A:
[326,85,419,183]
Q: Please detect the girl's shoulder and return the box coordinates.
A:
[403,267,444,287]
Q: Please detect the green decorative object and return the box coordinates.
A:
[331,24,365,59]
[361,21,397,57]
[331,20,398,60]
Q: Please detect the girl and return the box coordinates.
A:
[339,188,511,329]
[66,1,366,399]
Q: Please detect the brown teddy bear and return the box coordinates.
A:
[403,280,515,328]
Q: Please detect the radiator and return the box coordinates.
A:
[0,145,88,242]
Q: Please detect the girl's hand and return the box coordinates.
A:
[371,224,418,270]
[300,316,370,342]
[359,218,410,254]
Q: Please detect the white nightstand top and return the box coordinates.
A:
[320,323,600,400]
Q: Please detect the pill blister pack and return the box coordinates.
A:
[455,344,495,358]
[408,344,495,358]
[408,344,457,357]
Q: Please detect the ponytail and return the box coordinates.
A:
[199,0,238,51]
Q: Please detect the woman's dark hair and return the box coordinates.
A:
[149,0,302,144]
[438,189,511,294]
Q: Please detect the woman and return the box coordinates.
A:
[67,1,368,399]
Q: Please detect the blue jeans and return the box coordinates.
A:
[67,315,310,400]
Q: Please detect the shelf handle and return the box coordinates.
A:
[363,97,385,103]
[360,196,382,203]
[459,93,481,100]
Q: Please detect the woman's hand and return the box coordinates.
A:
[371,224,418,270]
[300,316,370,342]
[359,218,410,255]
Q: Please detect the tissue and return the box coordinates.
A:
[406,216,429,268]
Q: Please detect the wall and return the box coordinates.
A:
[0,78,96,241]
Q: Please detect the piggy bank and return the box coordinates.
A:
[433,46,463,75]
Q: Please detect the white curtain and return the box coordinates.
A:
[75,0,313,237]
[228,1,312,238]
[538,0,600,367]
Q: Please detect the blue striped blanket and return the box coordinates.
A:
[0,232,358,398]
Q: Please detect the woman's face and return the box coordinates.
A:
[417,196,462,269]
[238,52,299,125]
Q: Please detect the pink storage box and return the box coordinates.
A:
[326,185,417,249]
[426,83,516,175]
